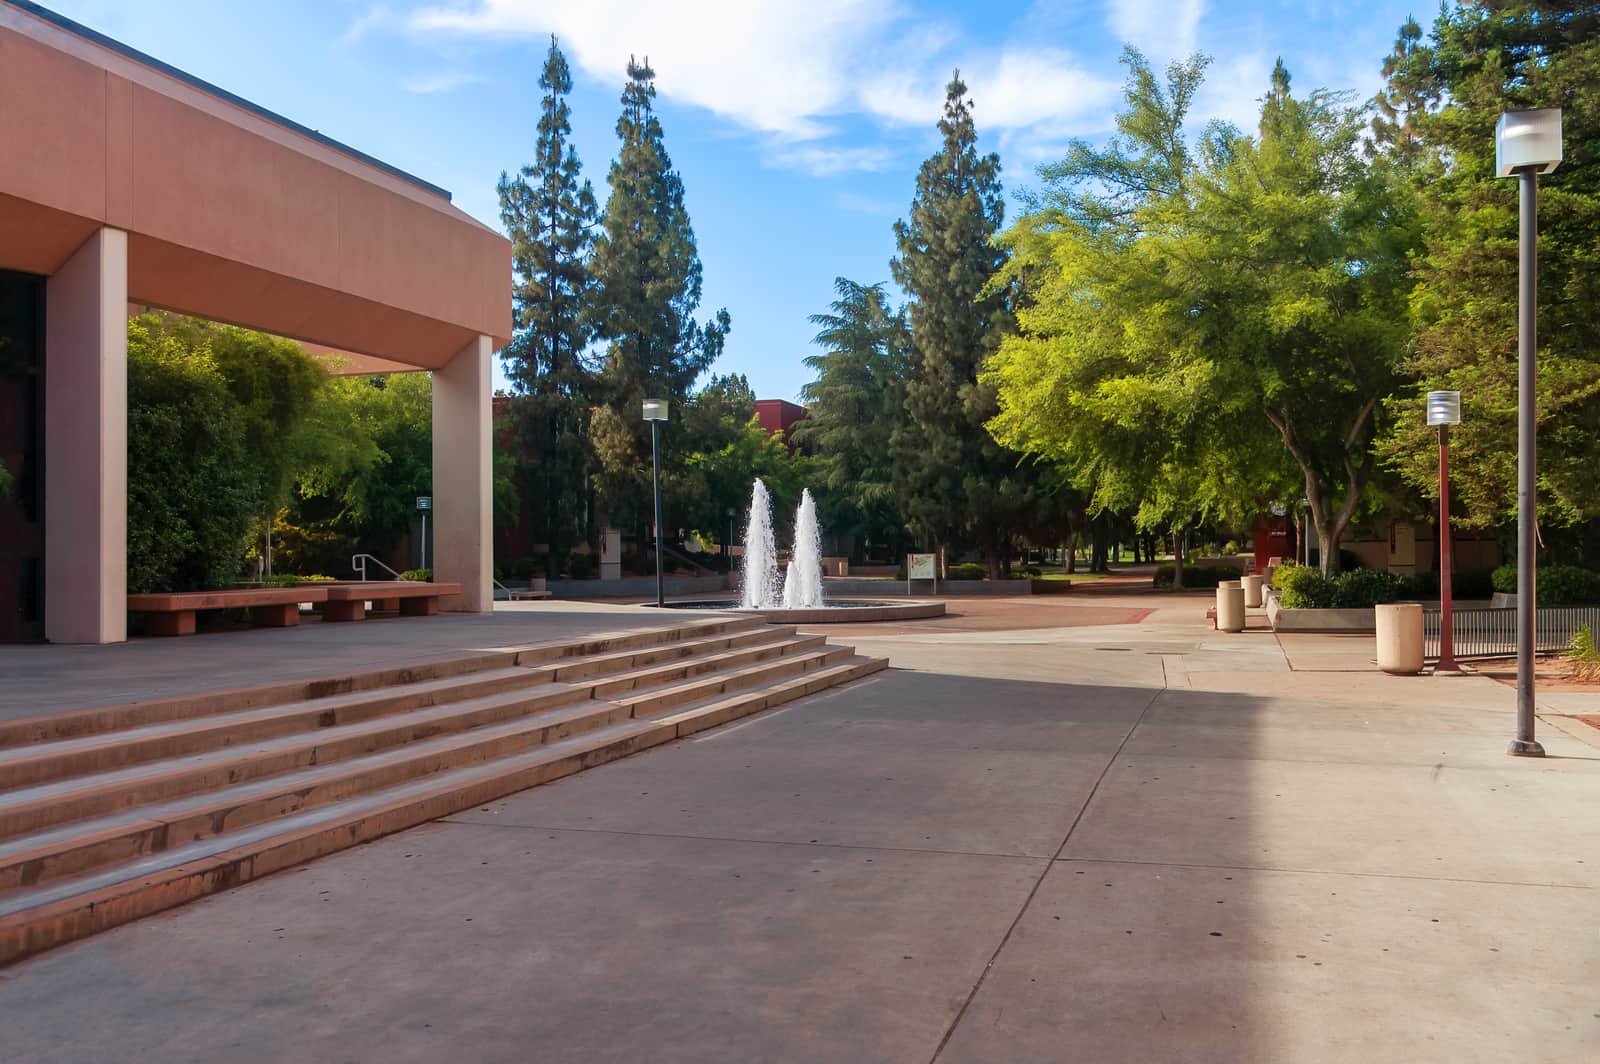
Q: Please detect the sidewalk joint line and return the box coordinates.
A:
[926,682,1165,1063]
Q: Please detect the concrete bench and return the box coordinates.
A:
[322,581,461,622]
[128,587,330,637]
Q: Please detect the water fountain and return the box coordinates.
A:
[781,488,825,609]
[667,479,944,623]
[740,478,781,609]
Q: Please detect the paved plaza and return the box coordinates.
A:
[1,591,1596,1062]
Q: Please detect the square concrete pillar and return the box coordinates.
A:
[44,228,128,644]
[431,334,492,612]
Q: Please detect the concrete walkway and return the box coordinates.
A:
[2,593,1596,1062]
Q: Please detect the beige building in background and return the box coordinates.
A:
[0,0,512,643]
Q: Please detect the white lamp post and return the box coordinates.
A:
[1496,107,1561,757]
[1426,391,1461,672]
[642,399,669,608]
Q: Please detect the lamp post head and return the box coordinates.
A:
[1426,390,1462,427]
[641,398,669,423]
[1496,108,1562,177]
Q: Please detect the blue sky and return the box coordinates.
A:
[46,0,1420,400]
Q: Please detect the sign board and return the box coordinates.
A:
[416,496,432,511]
[908,554,937,580]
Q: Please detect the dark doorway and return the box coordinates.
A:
[0,270,45,642]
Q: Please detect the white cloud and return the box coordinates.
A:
[860,49,1118,137]
[404,70,485,94]
[771,144,896,177]
[409,0,903,139]
[396,2,1117,174]
[1105,0,1206,61]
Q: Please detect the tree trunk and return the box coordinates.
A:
[1172,528,1186,591]
[1066,539,1077,574]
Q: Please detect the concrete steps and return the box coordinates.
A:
[0,618,885,966]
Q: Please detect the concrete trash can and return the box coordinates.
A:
[1215,581,1245,633]
[1242,573,1265,608]
[1375,602,1424,675]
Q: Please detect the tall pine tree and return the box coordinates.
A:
[794,278,912,556]
[497,35,597,574]
[588,57,730,544]
[891,73,1032,577]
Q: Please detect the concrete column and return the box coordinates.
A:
[431,334,492,612]
[44,228,128,644]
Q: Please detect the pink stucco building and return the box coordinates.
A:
[0,1,512,642]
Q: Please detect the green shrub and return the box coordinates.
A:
[1490,564,1600,605]
[1452,570,1496,600]
[126,322,257,593]
[1329,568,1409,609]
[1276,566,1335,609]
[261,573,335,587]
[1152,563,1237,589]
[399,568,432,582]
[564,552,596,579]
[1568,624,1600,683]
[947,562,988,580]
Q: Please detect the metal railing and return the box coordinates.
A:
[350,553,404,582]
[1423,605,1600,661]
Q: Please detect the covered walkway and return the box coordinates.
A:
[0,0,511,643]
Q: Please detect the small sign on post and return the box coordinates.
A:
[907,553,938,595]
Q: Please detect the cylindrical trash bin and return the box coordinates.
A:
[1215,581,1245,633]
[1375,602,1424,675]
[1242,573,1265,608]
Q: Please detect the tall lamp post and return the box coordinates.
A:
[642,399,669,608]
[1426,391,1462,673]
[1496,107,1561,758]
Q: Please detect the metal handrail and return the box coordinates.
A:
[351,553,404,582]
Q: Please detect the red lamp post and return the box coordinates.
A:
[1427,390,1462,672]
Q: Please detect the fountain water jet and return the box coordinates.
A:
[740,478,781,609]
[782,488,825,609]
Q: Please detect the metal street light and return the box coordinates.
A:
[416,495,432,572]
[642,399,669,608]
[1426,391,1462,673]
[1496,108,1560,758]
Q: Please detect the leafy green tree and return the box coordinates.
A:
[986,52,1289,586]
[1376,2,1600,556]
[497,35,598,575]
[793,278,910,556]
[126,317,257,592]
[988,54,1401,577]
[891,72,1034,577]
[1195,63,1419,573]
[588,57,730,540]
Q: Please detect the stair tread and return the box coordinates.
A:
[521,624,795,682]
[0,717,669,917]
[0,642,838,823]
[584,633,825,693]
[0,664,540,768]
[0,682,591,810]
[614,644,853,708]
[655,654,880,722]
[0,621,777,765]
[0,697,637,863]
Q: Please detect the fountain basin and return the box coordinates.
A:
[657,599,946,624]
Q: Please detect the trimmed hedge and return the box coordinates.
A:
[399,568,432,582]
[1153,563,1237,589]
[1492,564,1600,605]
